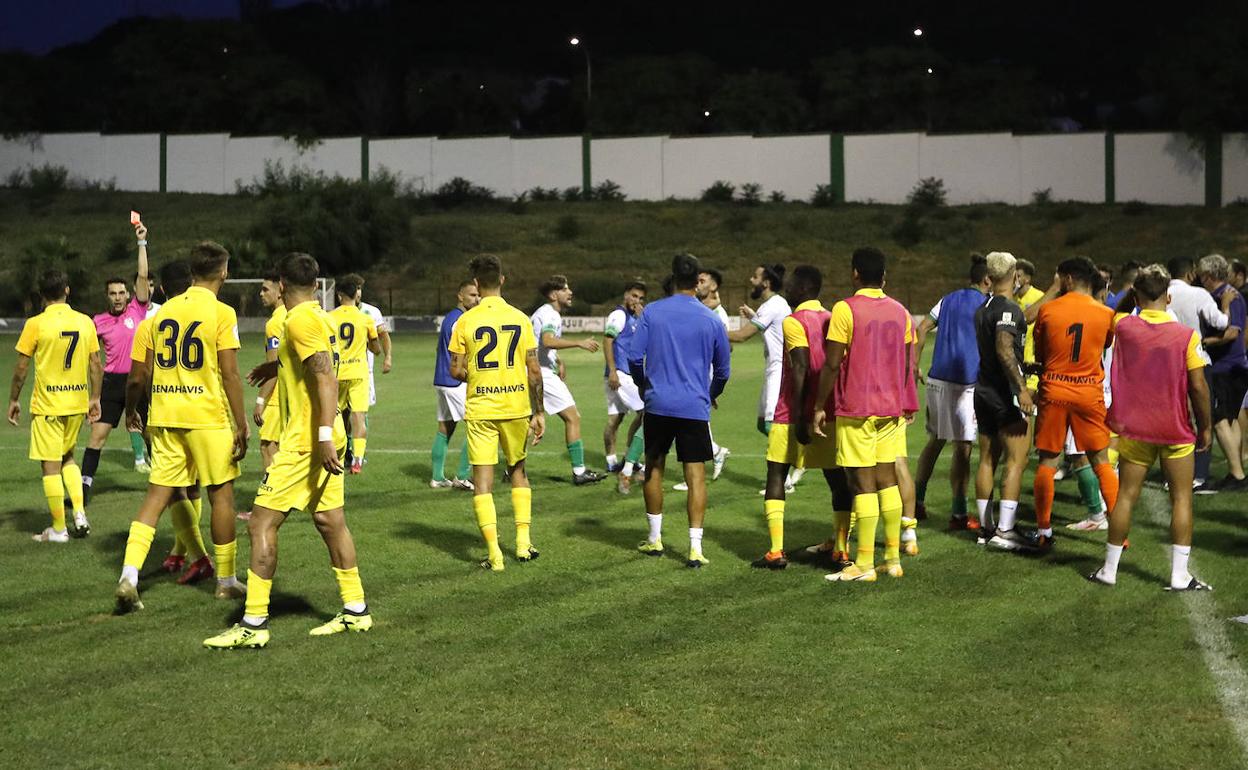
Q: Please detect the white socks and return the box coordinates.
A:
[1171,544,1192,588]
[997,500,1018,532]
[243,614,267,627]
[646,513,663,543]
[606,454,618,470]
[219,575,240,588]
[344,601,367,613]
[1097,543,1125,584]
[572,465,586,476]
[689,527,704,554]
[622,461,636,476]
[120,565,139,585]
[975,499,990,521]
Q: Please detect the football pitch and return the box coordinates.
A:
[3,333,1247,770]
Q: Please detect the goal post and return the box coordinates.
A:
[220,277,335,317]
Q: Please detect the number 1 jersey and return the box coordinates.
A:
[449,295,538,421]
[135,286,240,429]
[1033,292,1114,405]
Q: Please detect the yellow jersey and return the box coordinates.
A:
[449,295,538,420]
[328,304,378,381]
[135,286,240,430]
[278,301,346,452]
[265,303,288,356]
[15,302,99,416]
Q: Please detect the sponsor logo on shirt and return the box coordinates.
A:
[153,384,207,394]
[475,384,526,395]
[45,383,87,393]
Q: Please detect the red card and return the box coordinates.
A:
[130,210,141,225]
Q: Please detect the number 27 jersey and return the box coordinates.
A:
[449,295,538,420]
[136,286,240,429]
[1034,292,1114,404]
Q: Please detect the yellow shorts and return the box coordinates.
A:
[835,415,902,468]
[893,420,909,459]
[766,423,837,469]
[259,399,282,443]
[254,440,347,513]
[149,426,240,487]
[29,413,84,461]
[1118,437,1194,467]
[466,417,529,467]
[338,378,369,413]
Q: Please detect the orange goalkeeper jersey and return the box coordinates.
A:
[1033,292,1115,404]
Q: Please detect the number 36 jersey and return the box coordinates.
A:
[134,286,240,429]
[1033,292,1115,405]
[449,295,538,421]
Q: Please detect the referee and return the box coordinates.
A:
[628,253,731,568]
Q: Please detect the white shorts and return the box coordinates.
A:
[542,369,577,415]
[1065,427,1083,456]
[605,370,644,415]
[435,384,466,423]
[758,364,782,421]
[368,371,377,407]
[924,378,977,442]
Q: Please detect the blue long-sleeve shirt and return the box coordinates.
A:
[627,293,731,421]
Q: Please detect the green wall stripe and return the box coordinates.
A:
[1104,132,1115,204]
[361,137,369,183]
[582,134,592,195]
[159,133,167,193]
[1205,132,1222,208]
[829,133,845,203]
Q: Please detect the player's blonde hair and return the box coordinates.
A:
[985,251,1017,280]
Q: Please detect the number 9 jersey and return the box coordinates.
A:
[448,295,538,420]
[134,286,240,429]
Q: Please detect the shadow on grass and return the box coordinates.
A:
[220,591,317,625]
[396,520,481,564]
[0,506,48,535]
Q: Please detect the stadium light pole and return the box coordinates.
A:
[569,37,592,117]
[570,36,593,196]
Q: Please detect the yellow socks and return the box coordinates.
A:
[215,540,237,581]
[61,464,84,514]
[852,493,880,571]
[244,569,272,620]
[123,521,156,572]
[512,487,532,553]
[764,499,785,553]
[473,494,503,561]
[354,438,367,461]
[170,498,207,560]
[333,566,366,610]
[834,508,852,553]
[42,475,66,531]
[879,485,903,564]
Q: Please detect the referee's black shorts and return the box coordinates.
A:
[643,413,713,464]
[99,372,128,428]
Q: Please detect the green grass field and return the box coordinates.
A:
[3,333,1248,769]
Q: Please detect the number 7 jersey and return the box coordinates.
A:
[134,286,241,429]
[1033,292,1115,404]
[15,302,99,416]
[448,295,538,420]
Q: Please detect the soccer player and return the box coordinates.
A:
[431,279,480,490]
[81,222,155,502]
[753,265,852,570]
[969,253,1036,550]
[8,269,101,542]
[354,275,393,465]
[812,247,915,582]
[628,253,731,568]
[531,275,605,485]
[204,252,373,649]
[329,274,382,475]
[1105,260,1142,309]
[1028,257,1118,551]
[126,261,212,582]
[1196,254,1248,490]
[603,281,647,494]
[114,242,248,613]
[1089,265,1213,590]
[729,264,792,437]
[913,255,989,529]
[253,269,285,472]
[694,267,733,482]
[448,254,544,572]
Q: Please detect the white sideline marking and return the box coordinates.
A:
[0,444,771,460]
[1139,486,1248,757]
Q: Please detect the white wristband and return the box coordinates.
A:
[255,397,266,406]
[318,426,333,442]
[136,240,147,246]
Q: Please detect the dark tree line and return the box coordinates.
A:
[0,0,1244,140]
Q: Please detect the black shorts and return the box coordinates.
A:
[643,413,713,464]
[99,372,128,427]
[974,386,1026,436]
[1209,368,1248,423]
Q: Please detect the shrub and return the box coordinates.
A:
[1122,200,1152,216]
[507,192,529,215]
[430,176,496,208]
[701,181,735,203]
[527,187,561,202]
[1031,188,1054,206]
[739,183,763,206]
[811,184,838,207]
[907,177,947,208]
[562,186,586,202]
[554,214,581,240]
[101,234,131,264]
[769,191,787,203]
[4,169,26,188]
[1044,203,1082,223]
[592,180,626,202]
[9,237,89,314]
[891,210,924,247]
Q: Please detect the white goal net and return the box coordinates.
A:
[221,277,336,317]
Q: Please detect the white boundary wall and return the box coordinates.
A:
[1,130,1240,206]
